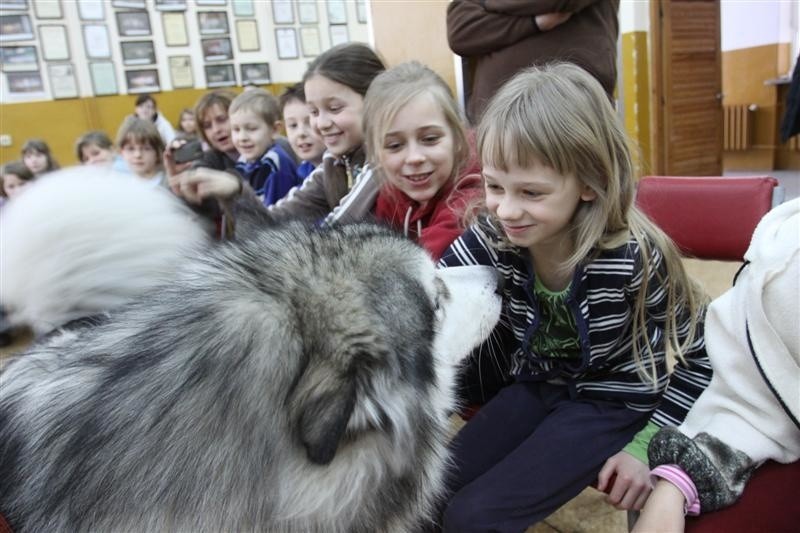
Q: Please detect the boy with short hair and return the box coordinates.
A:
[279,83,325,179]
[116,117,166,188]
[229,89,300,206]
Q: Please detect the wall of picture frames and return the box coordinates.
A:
[0,0,370,103]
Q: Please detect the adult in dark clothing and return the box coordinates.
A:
[447,0,620,123]
[780,55,800,143]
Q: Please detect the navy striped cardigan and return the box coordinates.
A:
[439,218,713,427]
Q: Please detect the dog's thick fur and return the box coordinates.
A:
[0,168,208,335]
[0,181,501,532]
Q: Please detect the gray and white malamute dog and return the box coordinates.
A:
[0,185,501,532]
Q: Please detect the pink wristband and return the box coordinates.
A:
[651,464,701,515]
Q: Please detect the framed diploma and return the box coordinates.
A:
[125,68,160,94]
[299,27,320,57]
[275,28,298,60]
[112,0,146,8]
[196,0,227,5]
[5,71,44,94]
[235,19,259,52]
[326,0,347,25]
[48,63,79,99]
[201,37,233,62]
[0,0,28,11]
[204,63,236,88]
[89,61,118,96]
[162,12,189,46]
[33,0,63,19]
[240,62,270,85]
[198,11,229,35]
[121,40,156,66]
[297,1,318,24]
[168,55,194,88]
[83,24,111,59]
[39,25,70,61]
[272,0,294,24]
[0,15,34,42]
[232,0,254,17]
[116,11,151,37]
[329,24,349,47]
[0,46,38,70]
[78,0,104,21]
[356,0,368,23]
[155,0,187,10]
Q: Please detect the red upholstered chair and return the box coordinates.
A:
[635,175,784,261]
[631,175,797,532]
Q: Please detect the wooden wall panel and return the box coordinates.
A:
[0,84,291,166]
[721,42,794,170]
[370,1,456,93]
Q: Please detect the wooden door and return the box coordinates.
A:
[651,0,722,175]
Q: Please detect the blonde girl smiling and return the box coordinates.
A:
[436,62,711,532]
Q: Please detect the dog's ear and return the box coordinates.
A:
[294,376,356,465]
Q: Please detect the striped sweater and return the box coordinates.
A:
[439,218,713,427]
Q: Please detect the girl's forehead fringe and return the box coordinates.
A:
[479,121,547,172]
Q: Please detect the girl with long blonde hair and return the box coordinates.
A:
[436,62,712,532]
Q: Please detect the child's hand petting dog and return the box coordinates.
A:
[597,451,653,510]
[174,167,241,204]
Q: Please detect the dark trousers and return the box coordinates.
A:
[439,381,650,533]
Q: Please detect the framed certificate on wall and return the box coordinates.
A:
[126,68,160,93]
[89,61,118,96]
[235,19,259,52]
[0,46,38,70]
[116,11,151,37]
[201,37,233,62]
[168,55,194,88]
[205,63,236,87]
[83,25,111,59]
[121,41,156,66]
[39,25,70,61]
[6,71,45,95]
[0,15,34,42]
[275,28,298,59]
[34,0,63,19]
[49,63,79,99]
[198,11,229,35]
[162,12,189,46]
[240,63,270,85]
[78,0,104,20]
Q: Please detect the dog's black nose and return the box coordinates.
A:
[494,269,505,295]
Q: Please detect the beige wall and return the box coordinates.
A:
[370,1,456,93]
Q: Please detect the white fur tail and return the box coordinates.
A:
[0,167,208,334]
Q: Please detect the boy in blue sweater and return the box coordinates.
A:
[229,89,300,205]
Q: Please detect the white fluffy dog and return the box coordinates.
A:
[0,167,208,335]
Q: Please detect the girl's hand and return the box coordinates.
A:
[631,480,686,533]
[174,168,241,204]
[535,12,572,31]
[164,139,192,177]
[597,451,653,510]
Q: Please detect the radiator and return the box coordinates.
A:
[723,104,756,151]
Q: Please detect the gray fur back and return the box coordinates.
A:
[0,222,498,533]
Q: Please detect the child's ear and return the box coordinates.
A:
[273,120,284,136]
[580,184,598,202]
